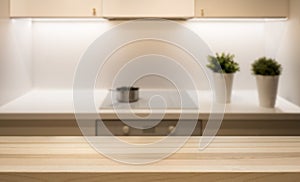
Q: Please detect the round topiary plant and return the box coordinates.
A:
[207,53,240,74]
[207,52,240,103]
[252,57,282,108]
[252,57,282,76]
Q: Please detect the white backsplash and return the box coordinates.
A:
[32,19,285,90]
[0,19,32,106]
[277,0,300,106]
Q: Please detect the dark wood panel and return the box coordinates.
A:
[0,120,82,136]
[202,120,300,136]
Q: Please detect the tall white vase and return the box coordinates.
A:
[256,75,279,108]
[213,73,234,103]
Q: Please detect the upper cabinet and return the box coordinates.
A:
[0,0,9,18]
[102,0,195,19]
[195,0,289,18]
[9,0,289,19]
[10,0,102,18]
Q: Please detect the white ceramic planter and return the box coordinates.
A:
[256,75,279,108]
[213,73,234,103]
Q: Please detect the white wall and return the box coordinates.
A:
[32,20,113,89]
[33,20,276,90]
[1,3,297,105]
[185,20,266,90]
[0,1,32,106]
[1,16,293,103]
[277,0,300,106]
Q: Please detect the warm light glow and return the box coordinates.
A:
[188,18,288,22]
[10,17,289,23]
[31,18,109,22]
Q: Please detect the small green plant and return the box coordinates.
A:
[252,57,282,76]
[207,53,240,74]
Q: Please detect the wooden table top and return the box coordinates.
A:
[1,136,300,181]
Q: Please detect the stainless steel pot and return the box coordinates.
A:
[115,87,139,103]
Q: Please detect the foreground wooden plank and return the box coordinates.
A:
[1,137,300,181]
[1,173,300,182]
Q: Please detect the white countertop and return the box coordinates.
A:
[0,89,299,120]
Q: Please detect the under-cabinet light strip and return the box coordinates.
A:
[30,18,109,22]
[13,18,288,22]
[188,18,288,22]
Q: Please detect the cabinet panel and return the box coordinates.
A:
[96,120,202,136]
[0,120,82,136]
[102,0,194,19]
[0,120,202,136]
[195,0,289,18]
[0,0,9,18]
[10,0,102,18]
[202,120,300,136]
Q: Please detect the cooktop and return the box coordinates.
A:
[100,90,198,110]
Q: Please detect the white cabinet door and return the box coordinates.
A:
[10,0,102,18]
[195,0,289,18]
[102,0,194,19]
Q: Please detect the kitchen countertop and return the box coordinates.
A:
[0,89,299,120]
[1,136,300,181]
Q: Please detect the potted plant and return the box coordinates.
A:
[252,57,282,108]
[207,52,240,103]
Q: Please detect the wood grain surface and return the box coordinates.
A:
[1,137,300,181]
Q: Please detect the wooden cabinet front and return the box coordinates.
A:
[195,0,289,18]
[10,0,102,18]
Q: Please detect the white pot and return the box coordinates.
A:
[256,75,279,108]
[213,73,234,103]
